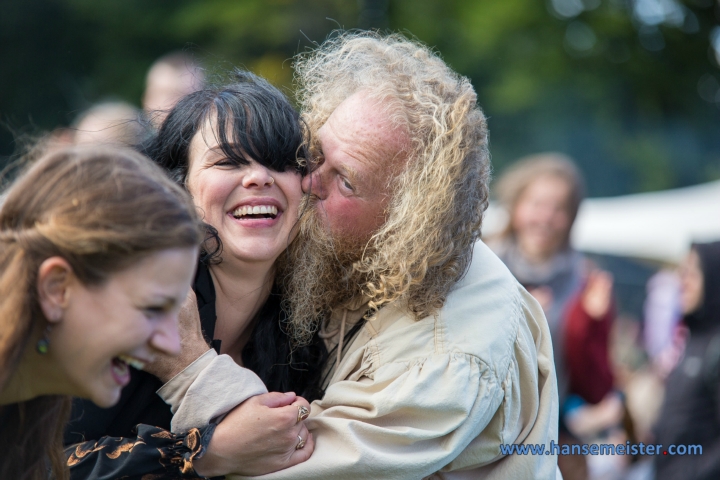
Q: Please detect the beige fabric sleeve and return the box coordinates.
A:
[228,352,502,480]
[157,350,268,433]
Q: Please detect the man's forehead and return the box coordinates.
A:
[320,91,408,164]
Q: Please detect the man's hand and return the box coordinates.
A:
[145,290,211,383]
[193,392,315,477]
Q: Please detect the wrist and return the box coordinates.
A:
[159,344,212,383]
[192,438,227,477]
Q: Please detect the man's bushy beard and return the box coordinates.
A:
[282,197,373,346]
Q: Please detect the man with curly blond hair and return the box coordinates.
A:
[159,32,560,479]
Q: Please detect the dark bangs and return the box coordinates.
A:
[213,72,305,173]
[143,70,305,185]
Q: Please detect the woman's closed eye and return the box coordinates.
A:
[143,305,170,318]
[213,158,237,168]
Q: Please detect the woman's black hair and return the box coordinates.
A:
[142,69,306,186]
[141,69,327,398]
[141,70,306,263]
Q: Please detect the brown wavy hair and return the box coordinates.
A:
[287,32,490,342]
[0,146,204,480]
[493,152,585,247]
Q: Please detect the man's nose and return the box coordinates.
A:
[301,170,326,199]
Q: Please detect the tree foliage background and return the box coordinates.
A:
[2,0,720,197]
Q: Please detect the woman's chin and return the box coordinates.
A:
[87,379,123,408]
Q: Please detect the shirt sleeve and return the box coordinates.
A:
[232,352,503,480]
[157,350,268,433]
[65,424,215,480]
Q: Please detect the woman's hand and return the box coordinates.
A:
[193,392,315,477]
[145,290,211,383]
[582,270,614,320]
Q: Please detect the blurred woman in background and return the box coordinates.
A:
[654,241,720,480]
[0,146,204,480]
[489,153,620,480]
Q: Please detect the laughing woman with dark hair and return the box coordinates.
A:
[64,71,326,479]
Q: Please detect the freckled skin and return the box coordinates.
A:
[301,92,408,242]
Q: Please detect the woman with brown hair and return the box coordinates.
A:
[489,153,620,480]
[0,146,205,480]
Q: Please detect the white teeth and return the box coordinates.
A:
[117,354,146,371]
[231,205,278,218]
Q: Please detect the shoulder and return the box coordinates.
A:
[368,241,545,376]
[439,240,538,372]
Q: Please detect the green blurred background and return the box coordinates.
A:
[2,0,719,197]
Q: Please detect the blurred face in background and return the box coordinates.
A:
[143,63,203,127]
[679,248,704,315]
[512,174,573,262]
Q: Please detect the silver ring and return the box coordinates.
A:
[269,176,275,185]
[296,434,306,450]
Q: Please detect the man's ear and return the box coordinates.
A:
[37,256,74,324]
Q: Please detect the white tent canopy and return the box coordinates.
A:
[483,180,720,264]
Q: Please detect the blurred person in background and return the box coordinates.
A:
[643,269,685,378]
[653,241,720,480]
[71,101,144,147]
[0,146,204,480]
[64,71,323,479]
[489,153,624,480]
[143,51,204,128]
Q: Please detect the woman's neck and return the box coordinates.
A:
[0,332,72,405]
[209,258,275,364]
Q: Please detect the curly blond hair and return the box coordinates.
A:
[292,32,490,325]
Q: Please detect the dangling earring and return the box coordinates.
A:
[36,325,52,355]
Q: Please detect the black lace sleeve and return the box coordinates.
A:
[65,423,216,480]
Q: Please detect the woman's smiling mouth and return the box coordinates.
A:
[232,204,278,219]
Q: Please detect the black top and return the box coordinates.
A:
[65,260,327,443]
[654,241,720,480]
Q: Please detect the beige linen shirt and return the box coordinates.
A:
[159,240,560,479]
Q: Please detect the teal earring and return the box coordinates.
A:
[36,326,51,354]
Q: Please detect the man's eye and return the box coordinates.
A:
[341,177,354,192]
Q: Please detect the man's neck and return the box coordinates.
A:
[208,259,275,362]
